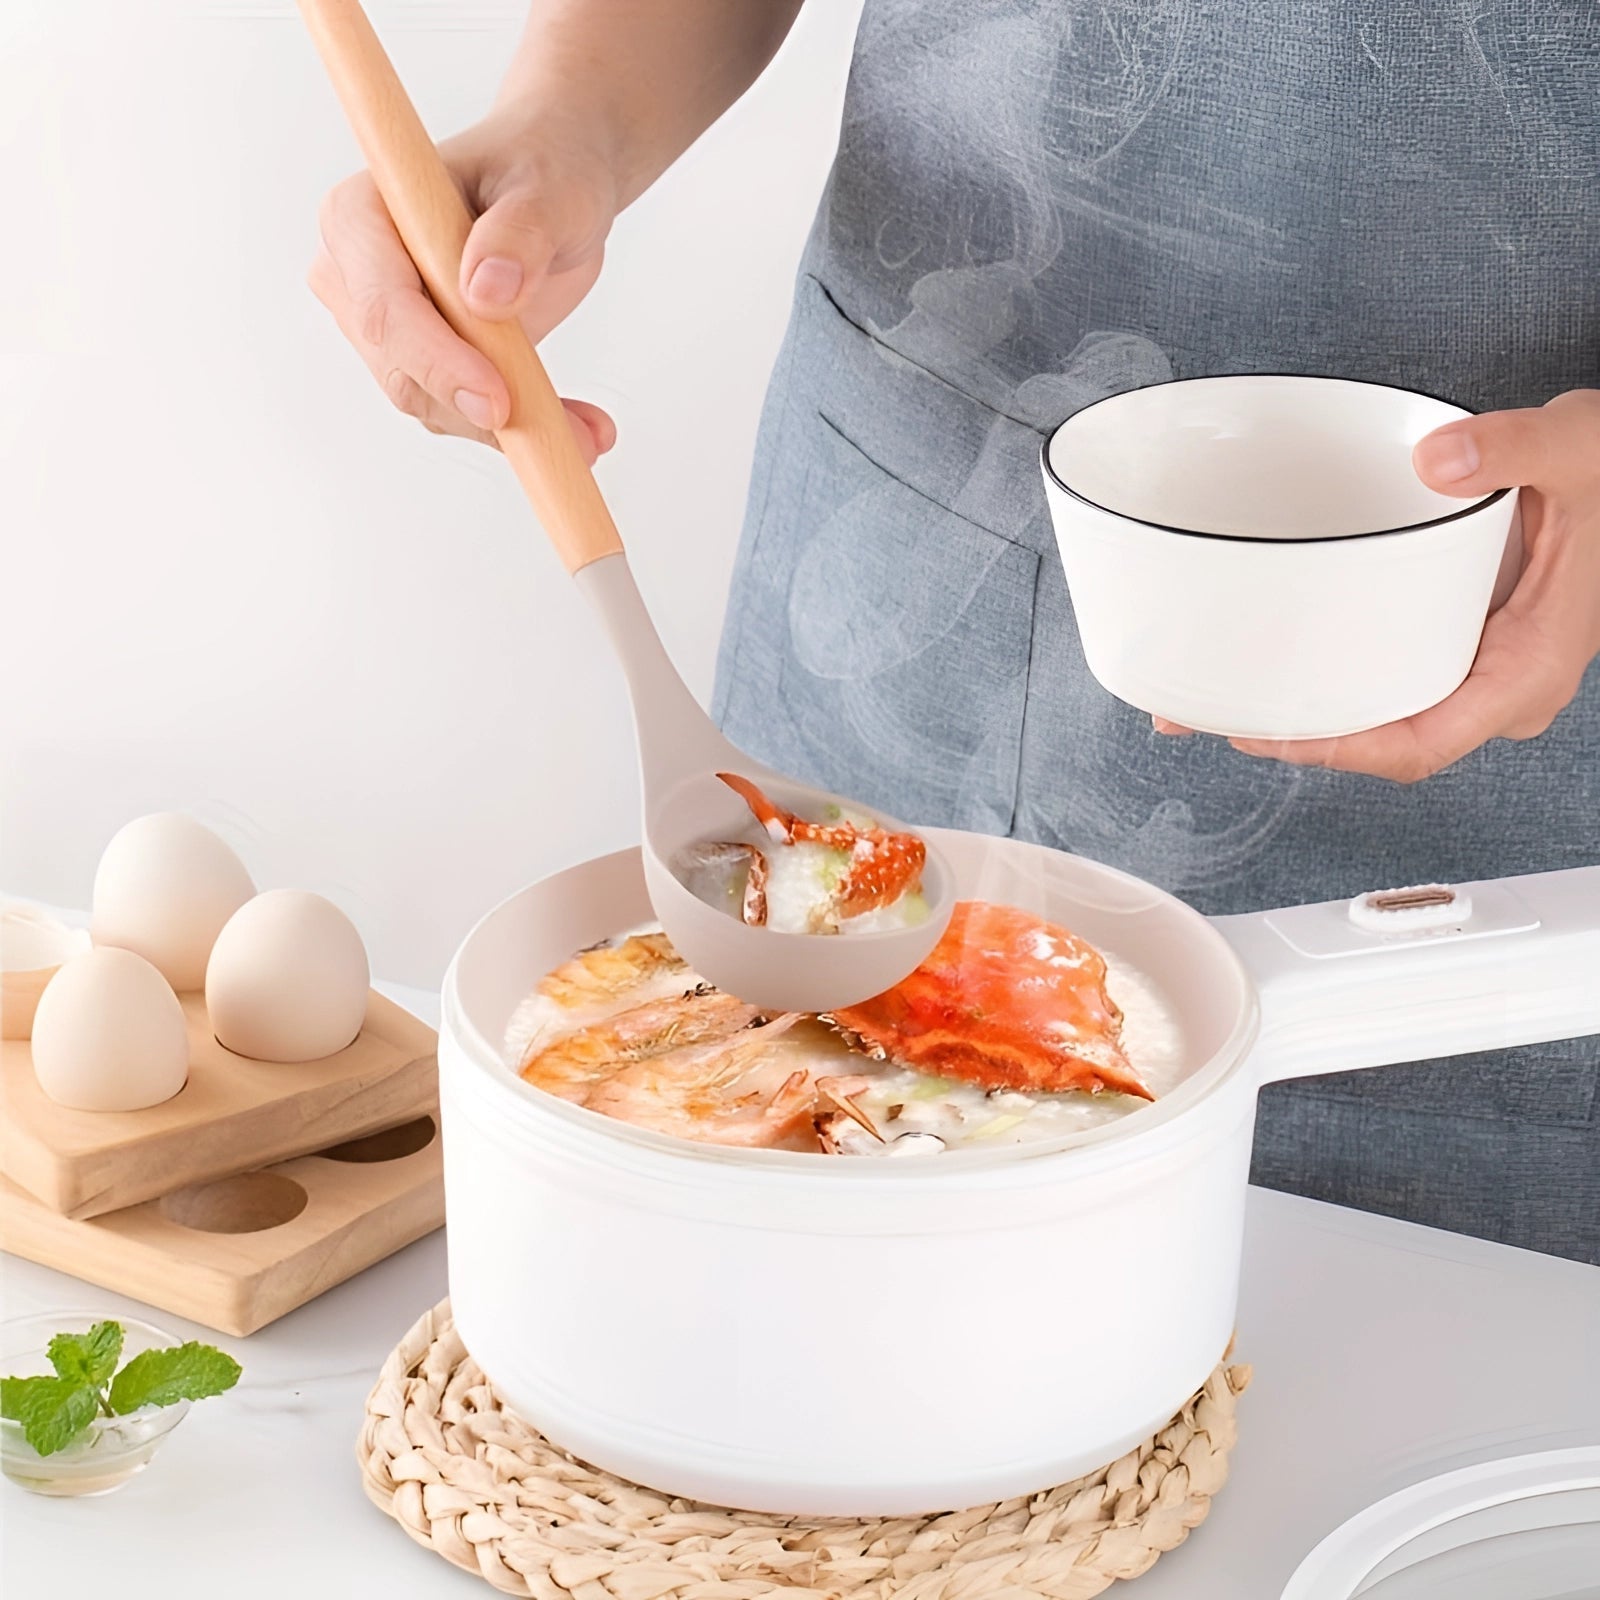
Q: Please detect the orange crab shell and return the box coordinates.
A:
[828,901,1154,1100]
[826,830,927,917]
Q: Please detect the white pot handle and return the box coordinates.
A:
[1212,867,1600,1085]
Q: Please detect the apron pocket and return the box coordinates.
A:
[717,398,1039,836]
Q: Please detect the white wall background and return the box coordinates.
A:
[1,0,864,987]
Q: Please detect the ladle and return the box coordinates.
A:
[297,0,953,1011]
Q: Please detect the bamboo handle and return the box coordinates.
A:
[297,0,624,572]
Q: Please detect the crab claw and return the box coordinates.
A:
[715,773,927,921]
[675,839,771,927]
[717,772,797,845]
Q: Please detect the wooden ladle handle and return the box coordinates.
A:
[297,0,624,573]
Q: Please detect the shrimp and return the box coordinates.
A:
[520,988,761,1102]
[507,931,703,1064]
[540,932,684,1009]
[583,1014,815,1147]
[812,1073,888,1154]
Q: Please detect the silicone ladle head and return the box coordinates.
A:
[575,556,953,1012]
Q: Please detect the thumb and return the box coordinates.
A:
[1413,405,1556,498]
[459,187,566,322]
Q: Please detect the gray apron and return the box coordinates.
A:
[713,0,1600,1263]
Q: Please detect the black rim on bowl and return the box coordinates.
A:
[1040,373,1511,545]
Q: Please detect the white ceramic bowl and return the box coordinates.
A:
[1040,375,1520,740]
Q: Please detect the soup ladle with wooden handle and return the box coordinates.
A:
[296,0,953,1011]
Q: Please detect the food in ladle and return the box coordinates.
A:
[508,902,1172,1155]
[674,774,929,936]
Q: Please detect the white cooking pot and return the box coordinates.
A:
[439,833,1598,1518]
[1040,375,1521,740]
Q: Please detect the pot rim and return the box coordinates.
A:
[1041,373,1511,545]
[441,840,1263,1187]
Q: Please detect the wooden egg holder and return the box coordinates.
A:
[0,991,444,1336]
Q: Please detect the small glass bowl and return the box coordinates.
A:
[0,1313,192,1496]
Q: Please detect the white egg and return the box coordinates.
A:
[31,948,189,1111]
[206,890,369,1062]
[92,814,255,991]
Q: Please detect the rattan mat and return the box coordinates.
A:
[358,1301,1250,1599]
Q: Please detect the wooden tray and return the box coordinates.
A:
[0,1112,444,1336]
[1,990,437,1219]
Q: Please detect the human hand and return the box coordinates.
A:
[308,109,618,461]
[1155,389,1600,781]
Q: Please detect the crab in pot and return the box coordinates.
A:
[827,901,1154,1101]
[513,900,1154,1156]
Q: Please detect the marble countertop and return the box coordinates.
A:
[3,981,1597,1598]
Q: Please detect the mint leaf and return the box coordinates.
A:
[108,1342,240,1414]
[0,1375,99,1456]
[47,1320,123,1389]
[0,1374,47,1422]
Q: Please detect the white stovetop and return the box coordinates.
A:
[2,979,1597,1599]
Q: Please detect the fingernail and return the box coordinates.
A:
[1415,429,1480,484]
[467,256,522,309]
[454,389,496,430]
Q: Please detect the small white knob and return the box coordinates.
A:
[1348,883,1472,935]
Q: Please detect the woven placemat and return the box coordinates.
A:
[358,1301,1250,1599]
